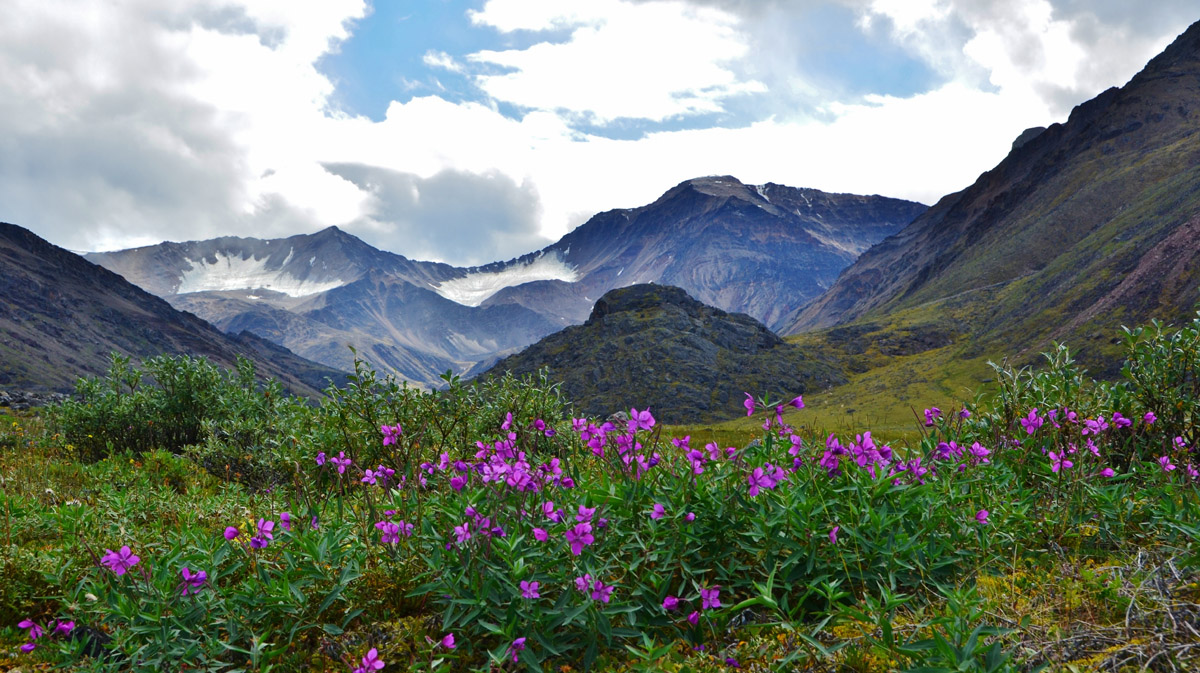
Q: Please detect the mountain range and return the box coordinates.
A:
[8,18,1198,423]
[0,222,343,395]
[86,178,924,387]
[786,19,1200,375]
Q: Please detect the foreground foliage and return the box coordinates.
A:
[3,315,1200,671]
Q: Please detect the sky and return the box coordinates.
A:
[0,1,1195,266]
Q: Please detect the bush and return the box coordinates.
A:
[48,354,310,462]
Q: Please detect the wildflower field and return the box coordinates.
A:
[2,316,1200,672]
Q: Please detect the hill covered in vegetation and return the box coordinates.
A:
[481,283,846,423]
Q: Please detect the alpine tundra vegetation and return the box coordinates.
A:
[2,311,1200,671]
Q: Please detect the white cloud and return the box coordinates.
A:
[423,50,464,73]
[467,0,765,122]
[861,0,1191,114]
[0,0,1193,268]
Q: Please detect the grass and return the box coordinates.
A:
[3,320,1200,672]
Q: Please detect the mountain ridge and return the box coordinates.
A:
[786,18,1200,374]
[0,222,345,394]
[87,177,925,387]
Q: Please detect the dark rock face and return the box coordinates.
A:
[0,390,69,410]
[484,284,846,424]
[0,222,343,395]
[87,179,922,389]
[787,20,1200,372]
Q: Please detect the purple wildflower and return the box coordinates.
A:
[508,637,527,663]
[18,619,43,641]
[590,579,614,603]
[453,521,472,545]
[315,451,326,466]
[532,527,548,541]
[829,526,839,544]
[743,393,755,416]
[180,567,207,595]
[359,647,385,671]
[1144,412,1156,424]
[685,512,696,522]
[1020,409,1044,434]
[100,546,140,576]
[1159,455,1176,472]
[630,407,656,431]
[1101,467,1116,477]
[279,512,292,531]
[650,503,666,520]
[440,633,456,649]
[565,522,594,555]
[520,580,541,599]
[688,611,700,626]
[224,526,239,540]
[663,595,679,611]
[924,407,941,427]
[975,509,989,525]
[1048,451,1072,473]
[381,424,402,446]
[701,586,721,610]
[375,520,400,544]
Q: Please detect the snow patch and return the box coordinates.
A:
[432,254,578,307]
[755,185,770,202]
[176,250,345,297]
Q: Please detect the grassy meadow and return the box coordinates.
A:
[2,315,1200,672]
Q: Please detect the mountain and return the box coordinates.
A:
[787,20,1200,372]
[0,222,344,394]
[88,178,924,387]
[481,284,847,424]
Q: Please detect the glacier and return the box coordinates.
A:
[432,254,578,307]
[176,250,345,297]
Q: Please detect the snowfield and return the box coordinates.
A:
[176,250,345,297]
[432,254,578,307]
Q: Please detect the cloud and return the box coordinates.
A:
[0,0,367,253]
[0,0,1193,270]
[325,165,548,266]
[466,0,766,123]
[857,0,1195,115]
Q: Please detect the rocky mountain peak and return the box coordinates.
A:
[588,283,716,323]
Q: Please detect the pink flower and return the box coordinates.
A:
[358,647,385,671]
[508,637,526,663]
[520,580,540,599]
[440,633,456,649]
[1048,451,1072,473]
[1143,412,1156,424]
[100,545,140,576]
[829,526,839,544]
[662,595,679,611]
[650,503,666,520]
[590,580,614,603]
[687,611,700,626]
[701,586,721,610]
[1101,467,1116,477]
[381,424,402,446]
[685,512,696,523]
[1159,455,1176,472]
[453,521,472,545]
[975,509,989,525]
[565,522,594,555]
[743,393,755,416]
[532,527,548,541]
